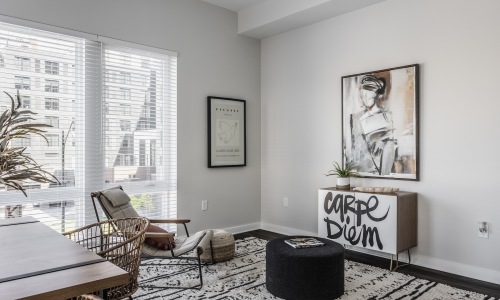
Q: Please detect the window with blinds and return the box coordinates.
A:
[0,21,177,232]
[101,43,177,225]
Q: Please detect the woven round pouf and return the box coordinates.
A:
[201,229,235,263]
[266,236,344,300]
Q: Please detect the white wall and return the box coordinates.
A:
[0,0,262,233]
[261,0,500,284]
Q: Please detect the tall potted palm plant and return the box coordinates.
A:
[0,91,58,196]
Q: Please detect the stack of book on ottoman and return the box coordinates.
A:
[284,237,325,248]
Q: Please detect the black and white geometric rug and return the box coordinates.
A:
[135,237,497,300]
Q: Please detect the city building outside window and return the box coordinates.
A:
[120,104,131,115]
[120,120,131,131]
[122,137,130,148]
[45,79,59,92]
[21,95,31,108]
[45,60,59,75]
[45,98,59,110]
[12,136,31,147]
[122,72,131,85]
[15,56,30,71]
[46,134,60,147]
[14,76,30,90]
[46,116,59,128]
[120,88,131,100]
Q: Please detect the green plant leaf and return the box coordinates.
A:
[15,90,22,110]
[325,161,360,178]
[0,91,59,196]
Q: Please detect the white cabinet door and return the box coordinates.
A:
[318,189,398,254]
[354,193,397,254]
[318,189,356,246]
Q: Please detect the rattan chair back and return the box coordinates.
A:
[64,217,150,300]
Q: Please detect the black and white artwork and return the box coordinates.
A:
[208,96,246,167]
[342,64,419,180]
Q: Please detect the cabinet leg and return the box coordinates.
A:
[390,250,411,272]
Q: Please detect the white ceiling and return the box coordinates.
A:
[201,0,268,12]
[200,0,386,39]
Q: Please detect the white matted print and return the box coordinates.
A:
[208,97,246,167]
[342,64,419,180]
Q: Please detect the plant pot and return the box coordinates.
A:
[336,177,350,190]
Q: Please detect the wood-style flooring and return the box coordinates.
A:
[234,230,500,299]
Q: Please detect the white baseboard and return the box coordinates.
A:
[260,222,317,237]
[223,222,261,234]
[345,244,500,285]
[412,254,500,285]
[261,224,500,285]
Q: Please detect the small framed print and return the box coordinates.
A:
[207,96,246,168]
[342,64,419,180]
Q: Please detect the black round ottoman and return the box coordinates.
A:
[266,236,344,300]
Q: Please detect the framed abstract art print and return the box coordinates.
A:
[342,64,419,180]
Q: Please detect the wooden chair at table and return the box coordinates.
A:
[64,217,149,300]
[90,186,214,290]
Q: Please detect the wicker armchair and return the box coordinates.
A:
[64,217,150,300]
[77,296,103,300]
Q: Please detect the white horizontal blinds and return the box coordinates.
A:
[0,22,100,232]
[0,20,177,232]
[102,43,177,227]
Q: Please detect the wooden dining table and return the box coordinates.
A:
[0,216,129,300]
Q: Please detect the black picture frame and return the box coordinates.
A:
[207,96,246,168]
[341,64,419,180]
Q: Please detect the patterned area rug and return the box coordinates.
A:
[135,237,497,300]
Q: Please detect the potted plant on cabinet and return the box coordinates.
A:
[0,91,58,196]
[325,161,359,190]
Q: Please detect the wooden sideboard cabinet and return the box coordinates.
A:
[318,187,417,267]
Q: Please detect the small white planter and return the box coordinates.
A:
[336,177,350,189]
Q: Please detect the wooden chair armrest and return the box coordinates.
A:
[149,219,191,224]
[145,232,176,239]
